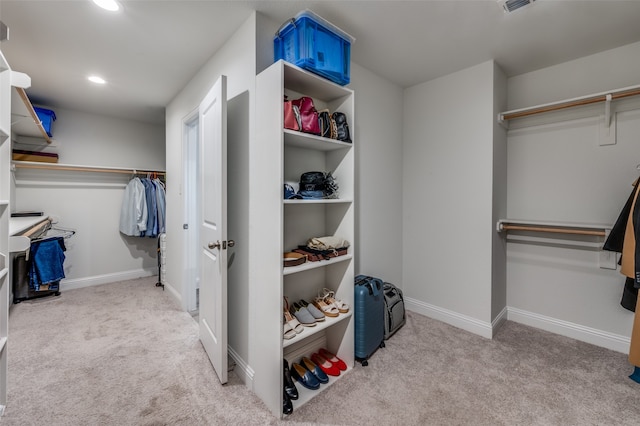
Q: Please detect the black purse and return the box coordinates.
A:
[298,171,339,199]
[332,112,351,143]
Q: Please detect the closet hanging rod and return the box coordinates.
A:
[498,84,640,122]
[499,224,606,237]
[12,161,166,176]
[497,219,609,237]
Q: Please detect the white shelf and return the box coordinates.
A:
[284,198,352,205]
[284,129,352,151]
[283,254,353,276]
[282,61,352,101]
[0,200,8,206]
[0,337,5,353]
[9,215,48,236]
[283,312,352,348]
[291,364,353,410]
[0,268,6,282]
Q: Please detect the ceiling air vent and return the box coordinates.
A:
[499,0,536,13]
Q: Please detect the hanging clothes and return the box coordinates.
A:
[604,177,640,372]
[141,177,158,237]
[119,175,166,238]
[604,178,640,311]
[154,178,166,234]
[119,177,148,236]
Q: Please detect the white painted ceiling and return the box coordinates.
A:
[1,1,640,124]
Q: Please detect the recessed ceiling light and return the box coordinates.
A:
[88,75,107,84]
[92,0,120,12]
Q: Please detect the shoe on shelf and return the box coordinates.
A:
[312,297,339,318]
[289,301,317,327]
[283,298,305,334]
[291,362,320,390]
[319,348,347,371]
[311,352,341,377]
[301,356,329,384]
[321,287,350,314]
[283,359,298,400]
[283,388,293,415]
[283,318,297,340]
[299,299,325,322]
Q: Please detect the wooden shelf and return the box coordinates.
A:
[11,86,52,144]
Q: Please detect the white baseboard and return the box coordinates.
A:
[405,296,494,339]
[228,346,254,390]
[60,268,157,291]
[492,306,508,338]
[405,296,630,354]
[507,307,630,354]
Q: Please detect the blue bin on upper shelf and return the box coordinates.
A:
[34,107,56,137]
[274,10,354,86]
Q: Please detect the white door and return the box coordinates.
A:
[198,75,228,384]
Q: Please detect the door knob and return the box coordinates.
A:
[208,241,221,250]
[227,240,235,248]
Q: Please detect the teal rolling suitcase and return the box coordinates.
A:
[354,275,385,366]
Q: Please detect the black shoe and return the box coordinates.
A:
[283,359,299,400]
[283,389,293,415]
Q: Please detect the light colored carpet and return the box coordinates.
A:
[2,276,640,425]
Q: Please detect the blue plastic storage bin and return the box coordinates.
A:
[274,10,354,86]
[34,107,56,137]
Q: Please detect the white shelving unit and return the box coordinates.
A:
[0,49,12,415]
[252,60,355,417]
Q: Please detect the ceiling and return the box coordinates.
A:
[1,1,640,125]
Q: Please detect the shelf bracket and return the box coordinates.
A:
[599,94,616,146]
[497,113,509,129]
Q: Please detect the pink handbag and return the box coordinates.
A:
[283,100,301,131]
[291,96,321,135]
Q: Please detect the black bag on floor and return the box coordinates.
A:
[383,282,405,340]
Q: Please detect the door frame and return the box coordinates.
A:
[182,109,200,314]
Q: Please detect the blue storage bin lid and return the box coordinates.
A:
[276,9,355,44]
[34,107,56,121]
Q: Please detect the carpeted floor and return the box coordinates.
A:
[2,276,640,425]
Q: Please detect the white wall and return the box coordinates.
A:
[164,12,256,368]
[13,106,165,288]
[348,63,404,287]
[504,41,640,352]
[402,61,500,337]
[492,63,508,323]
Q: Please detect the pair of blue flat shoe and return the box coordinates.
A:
[290,356,329,390]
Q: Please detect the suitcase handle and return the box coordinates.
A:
[367,280,380,297]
